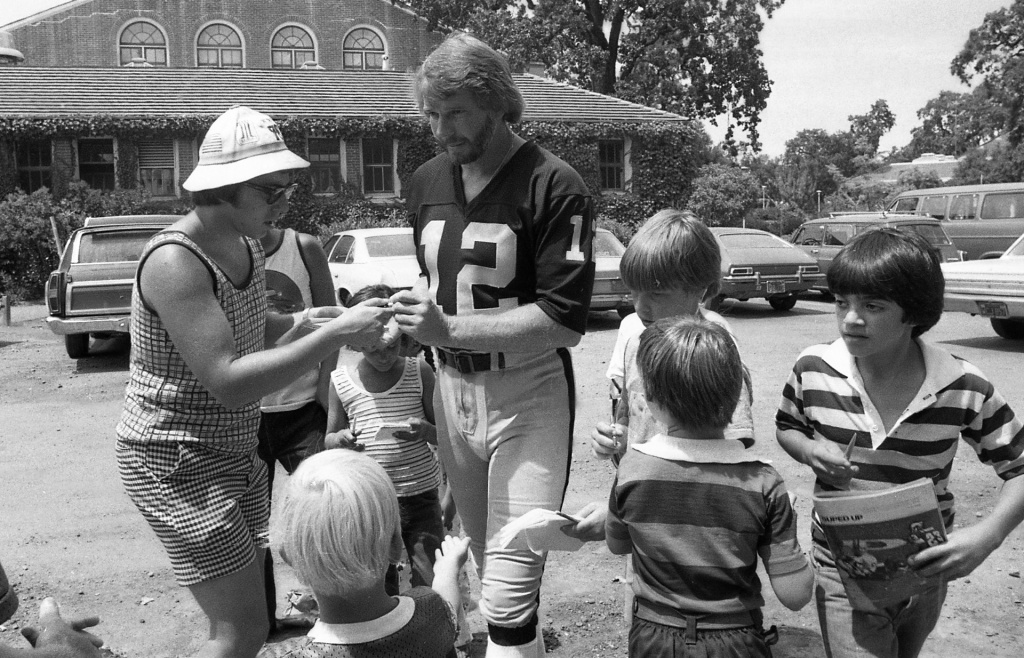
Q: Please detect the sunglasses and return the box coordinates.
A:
[245,182,298,205]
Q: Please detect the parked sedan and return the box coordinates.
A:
[322,227,420,304]
[708,227,823,312]
[44,215,180,358]
[590,228,633,317]
[941,232,1024,340]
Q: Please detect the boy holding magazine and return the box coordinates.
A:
[775,227,1024,658]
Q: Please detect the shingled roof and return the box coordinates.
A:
[0,67,688,124]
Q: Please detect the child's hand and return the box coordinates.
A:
[907,524,998,582]
[591,422,627,460]
[395,417,435,443]
[807,440,857,489]
[435,535,471,571]
[325,429,363,451]
[560,501,607,543]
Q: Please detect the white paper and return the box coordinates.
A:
[497,509,585,553]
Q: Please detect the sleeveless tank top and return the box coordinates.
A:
[116,231,266,453]
[261,228,318,412]
[332,358,441,497]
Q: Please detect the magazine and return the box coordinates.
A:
[497,509,585,553]
[812,477,947,610]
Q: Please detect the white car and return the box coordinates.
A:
[322,227,420,304]
[941,232,1024,340]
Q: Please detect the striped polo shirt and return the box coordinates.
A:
[606,435,808,616]
[332,357,441,497]
[776,338,1024,543]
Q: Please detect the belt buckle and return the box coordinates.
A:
[456,353,475,373]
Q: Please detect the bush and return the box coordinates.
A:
[282,179,408,242]
[595,193,657,244]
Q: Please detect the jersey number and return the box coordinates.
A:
[422,222,517,313]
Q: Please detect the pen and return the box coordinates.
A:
[844,434,857,460]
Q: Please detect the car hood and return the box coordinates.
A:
[364,257,422,287]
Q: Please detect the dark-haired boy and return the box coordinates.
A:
[609,317,812,657]
[776,227,1024,658]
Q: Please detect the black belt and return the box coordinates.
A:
[436,349,506,374]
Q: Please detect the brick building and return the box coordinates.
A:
[0,0,701,204]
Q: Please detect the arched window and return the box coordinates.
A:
[343,28,385,70]
[271,25,316,69]
[119,20,167,66]
[197,23,243,68]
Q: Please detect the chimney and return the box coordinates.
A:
[0,30,24,66]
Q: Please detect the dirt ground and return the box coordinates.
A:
[2,297,1023,657]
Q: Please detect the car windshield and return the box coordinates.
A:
[77,230,159,263]
[719,233,790,250]
[364,234,416,258]
[593,231,625,258]
[907,224,953,246]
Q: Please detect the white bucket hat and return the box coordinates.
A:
[183,106,309,191]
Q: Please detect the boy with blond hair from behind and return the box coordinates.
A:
[258,450,468,658]
[608,317,812,657]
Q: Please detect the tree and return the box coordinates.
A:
[952,1,1024,144]
[903,89,1008,158]
[951,141,1024,185]
[400,0,785,148]
[781,128,857,209]
[848,99,896,157]
[687,164,760,227]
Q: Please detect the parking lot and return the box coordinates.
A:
[1,295,1023,656]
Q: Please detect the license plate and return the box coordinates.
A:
[767,281,786,294]
[976,301,1009,318]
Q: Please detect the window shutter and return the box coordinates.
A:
[138,140,174,167]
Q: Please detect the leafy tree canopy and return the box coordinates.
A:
[688,163,760,227]
[848,99,895,157]
[902,89,1008,159]
[952,0,1024,144]
[399,0,784,149]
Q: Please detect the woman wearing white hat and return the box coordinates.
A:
[115,106,392,658]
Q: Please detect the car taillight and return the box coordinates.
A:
[46,271,63,315]
[798,265,820,274]
[729,266,753,276]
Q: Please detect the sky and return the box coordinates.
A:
[0,0,1014,156]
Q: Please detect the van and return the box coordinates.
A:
[886,182,1024,259]
[791,213,962,292]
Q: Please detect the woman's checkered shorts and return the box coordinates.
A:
[116,439,269,587]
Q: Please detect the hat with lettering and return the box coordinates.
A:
[183,106,309,191]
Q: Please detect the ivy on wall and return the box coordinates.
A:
[0,114,711,233]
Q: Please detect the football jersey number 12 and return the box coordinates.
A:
[421,219,585,313]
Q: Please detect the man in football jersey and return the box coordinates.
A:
[390,32,595,658]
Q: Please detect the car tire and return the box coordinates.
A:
[990,318,1024,340]
[704,295,726,312]
[616,305,635,319]
[768,295,798,312]
[65,333,90,359]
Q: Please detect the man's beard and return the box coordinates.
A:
[445,114,497,165]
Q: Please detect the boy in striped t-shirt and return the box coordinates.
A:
[776,228,1024,658]
[326,284,444,598]
[608,317,813,657]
